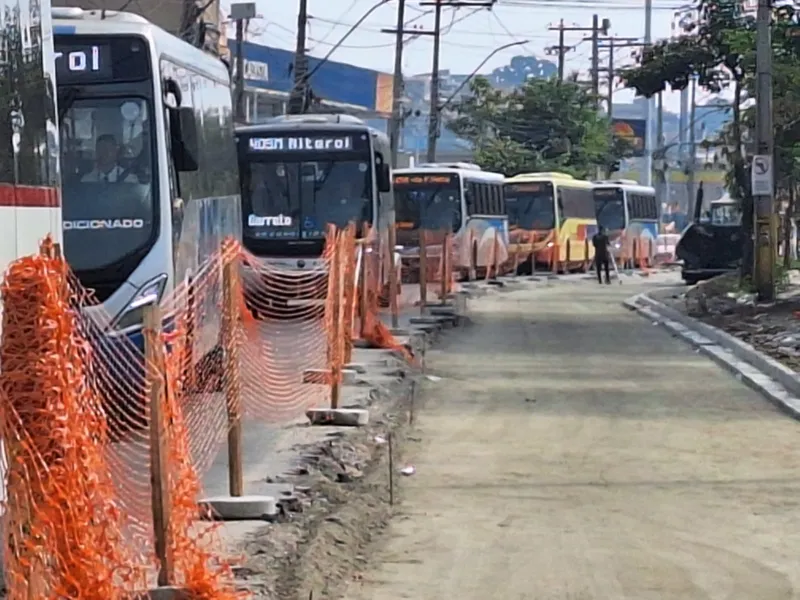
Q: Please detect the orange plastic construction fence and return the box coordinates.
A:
[0,224,408,598]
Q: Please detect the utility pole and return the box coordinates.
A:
[597,36,641,177]
[426,0,443,163]
[597,36,641,113]
[753,0,775,301]
[656,91,666,207]
[545,20,571,82]
[606,38,614,116]
[643,0,654,187]
[417,0,496,162]
[687,76,697,220]
[387,0,406,168]
[230,2,255,123]
[591,14,600,109]
[550,17,609,90]
[288,0,309,115]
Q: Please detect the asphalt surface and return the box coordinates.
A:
[346,274,800,599]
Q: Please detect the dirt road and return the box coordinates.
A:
[346,278,800,599]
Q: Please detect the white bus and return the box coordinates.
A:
[593,179,658,267]
[393,163,508,280]
[236,114,398,305]
[54,8,241,348]
[53,9,241,428]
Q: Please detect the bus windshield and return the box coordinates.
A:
[594,188,626,231]
[59,96,155,272]
[393,173,461,231]
[504,182,555,229]
[55,35,156,275]
[243,159,372,240]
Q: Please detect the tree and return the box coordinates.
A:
[446,76,630,178]
[619,0,755,275]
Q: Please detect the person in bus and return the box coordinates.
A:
[81,134,139,183]
[592,226,611,285]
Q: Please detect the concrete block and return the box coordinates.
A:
[341,369,358,384]
[199,495,279,520]
[409,316,445,326]
[306,407,370,426]
[428,305,456,317]
[259,482,295,498]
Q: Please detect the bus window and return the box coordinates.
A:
[594,187,625,230]
[629,193,657,220]
[393,172,461,231]
[560,186,595,219]
[504,182,555,229]
[496,185,506,215]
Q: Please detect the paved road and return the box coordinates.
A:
[346,276,800,599]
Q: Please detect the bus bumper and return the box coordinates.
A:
[86,315,181,436]
[241,259,329,315]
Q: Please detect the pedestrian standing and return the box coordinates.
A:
[592,226,611,285]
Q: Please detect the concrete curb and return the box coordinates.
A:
[624,292,800,420]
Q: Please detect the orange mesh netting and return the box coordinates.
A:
[0,221,406,598]
[0,239,148,598]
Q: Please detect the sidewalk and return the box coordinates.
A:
[625,282,800,420]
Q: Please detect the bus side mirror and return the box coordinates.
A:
[168,106,199,172]
[377,163,391,192]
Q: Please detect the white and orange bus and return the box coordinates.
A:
[393,163,508,280]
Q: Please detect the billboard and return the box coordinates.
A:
[375,72,393,116]
[611,118,647,157]
[240,41,383,111]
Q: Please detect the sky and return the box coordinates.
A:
[223,0,740,114]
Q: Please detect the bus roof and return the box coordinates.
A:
[594,181,656,194]
[393,166,504,182]
[506,172,593,188]
[52,8,231,84]
[236,114,389,143]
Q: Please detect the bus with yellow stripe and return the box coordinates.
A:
[504,172,598,273]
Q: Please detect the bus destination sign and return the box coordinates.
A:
[248,135,353,152]
[54,42,114,82]
[54,36,150,83]
[594,187,620,197]
[394,174,454,185]
[507,183,547,193]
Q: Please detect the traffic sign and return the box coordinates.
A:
[751,154,773,196]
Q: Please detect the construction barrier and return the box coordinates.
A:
[0,225,404,599]
[654,233,680,265]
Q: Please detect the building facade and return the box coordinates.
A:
[224,40,395,123]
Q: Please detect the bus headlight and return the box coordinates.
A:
[113,275,168,331]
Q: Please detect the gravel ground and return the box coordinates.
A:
[340,278,800,599]
[228,320,440,599]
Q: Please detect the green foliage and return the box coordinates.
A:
[620,0,754,98]
[447,76,630,177]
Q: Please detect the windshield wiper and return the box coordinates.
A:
[57,86,82,123]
